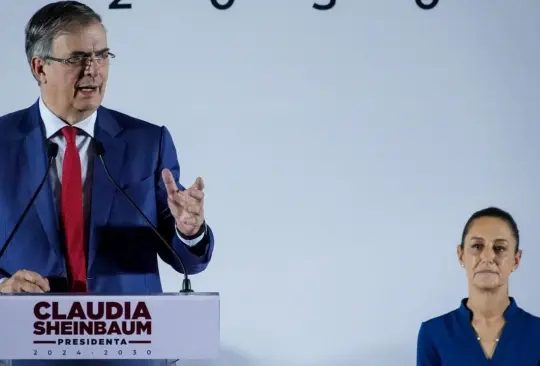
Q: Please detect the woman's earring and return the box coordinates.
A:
[461,263,465,268]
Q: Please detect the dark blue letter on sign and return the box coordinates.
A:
[211,0,235,10]
[313,0,336,10]
[416,0,439,10]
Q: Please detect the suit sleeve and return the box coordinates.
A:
[417,322,441,366]
[154,125,214,274]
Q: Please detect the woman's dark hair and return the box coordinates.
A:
[460,207,519,252]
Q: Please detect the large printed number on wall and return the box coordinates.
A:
[415,0,439,10]
[108,0,438,11]
[210,0,335,10]
[211,0,234,10]
[109,0,132,9]
[313,0,336,10]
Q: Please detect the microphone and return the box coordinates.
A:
[46,276,69,293]
[93,141,194,293]
[0,143,59,278]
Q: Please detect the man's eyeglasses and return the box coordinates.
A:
[45,51,115,67]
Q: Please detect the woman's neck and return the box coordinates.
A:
[466,287,509,323]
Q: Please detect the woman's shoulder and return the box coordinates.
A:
[418,307,461,335]
[517,306,540,327]
[417,299,471,338]
[423,310,457,323]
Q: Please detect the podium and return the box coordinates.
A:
[0,292,219,360]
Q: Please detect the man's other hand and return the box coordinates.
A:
[0,270,50,293]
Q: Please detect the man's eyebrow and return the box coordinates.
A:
[69,48,110,57]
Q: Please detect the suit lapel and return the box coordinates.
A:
[87,107,125,270]
[21,102,61,258]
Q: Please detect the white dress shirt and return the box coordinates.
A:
[38,98,204,245]
[0,100,203,284]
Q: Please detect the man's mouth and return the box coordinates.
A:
[76,85,100,97]
[77,85,98,92]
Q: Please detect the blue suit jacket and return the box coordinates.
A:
[0,101,215,365]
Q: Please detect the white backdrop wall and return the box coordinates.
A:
[1,1,540,365]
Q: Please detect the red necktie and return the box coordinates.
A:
[60,127,88,292]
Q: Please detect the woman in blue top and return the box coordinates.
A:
[416,207,540,365]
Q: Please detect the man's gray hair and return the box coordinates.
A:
[25,1,102,72]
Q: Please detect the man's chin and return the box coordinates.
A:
[74,99,102,113]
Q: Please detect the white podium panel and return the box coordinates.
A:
[0,293,219,360]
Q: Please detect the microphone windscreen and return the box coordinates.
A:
[47,142,59,158]
[94,140,105,156]
[46,276,69,293]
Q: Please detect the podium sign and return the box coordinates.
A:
[0,293,219,360]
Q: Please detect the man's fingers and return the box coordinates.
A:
[0,270,50,294]
[195,177,205,191]
[34,277,50,292]
[2,279,45,293]
[185,203,203,216]
[14,270,50,292]
[188,189,204,201]
[161,169,179,195]
[20,281,45,293]
[173,194,202,213]
[168,192,188,208]
[181,217,199,227]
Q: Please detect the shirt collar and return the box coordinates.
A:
[458,297,519,322]
[39,97,97,138]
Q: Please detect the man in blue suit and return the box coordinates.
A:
[0,1,215,365]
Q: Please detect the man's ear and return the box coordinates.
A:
[30,56,48,84]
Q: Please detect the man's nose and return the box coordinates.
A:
[83,58,99,76]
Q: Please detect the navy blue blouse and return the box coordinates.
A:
[417,297,540,365]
